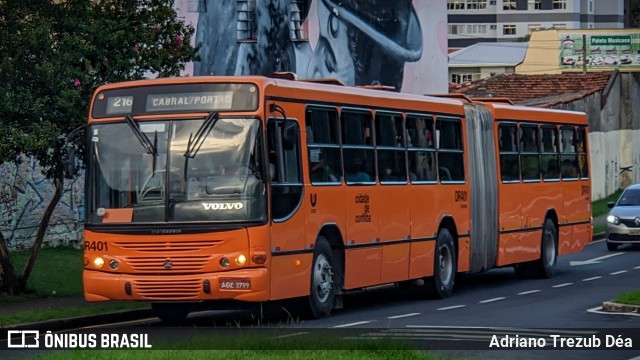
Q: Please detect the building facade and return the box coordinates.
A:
[448,0,625,48]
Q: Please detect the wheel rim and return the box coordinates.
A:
[313,254,333,303]
[438,245,453,284]
[543,230,556,266]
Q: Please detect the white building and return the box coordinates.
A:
[447,0,625,48]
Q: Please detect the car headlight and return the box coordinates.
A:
[606,215,620,225]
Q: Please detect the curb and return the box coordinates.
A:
[1,308,155,332]
[601,301,640,314]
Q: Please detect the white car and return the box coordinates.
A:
[606,184,640,251]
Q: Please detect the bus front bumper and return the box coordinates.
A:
[83,268,269,302]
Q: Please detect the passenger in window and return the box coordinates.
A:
[268,151,278,181]
[345,156,371,182]
[561,159,578,178]
[310,154,338,182]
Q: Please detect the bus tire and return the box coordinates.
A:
[308,237,337,318]
[537,218,558,278]
[517,219,558,278]
[426,228,456,299]
[152,303,191,324]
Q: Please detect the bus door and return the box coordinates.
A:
[266,116,307,300]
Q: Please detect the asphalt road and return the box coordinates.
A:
[70,238,639,359]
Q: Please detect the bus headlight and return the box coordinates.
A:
[235,254,247,266]
[93,257,105,268]
[606,215,620,225]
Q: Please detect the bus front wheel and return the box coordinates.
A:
[426,228,457,299]
[308,237,337,318]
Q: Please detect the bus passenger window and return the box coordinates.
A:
[309,148,340,183]
[499,123,519,182]
[306,108,342,185]
[577,127,589,179]
[437,118,464,182]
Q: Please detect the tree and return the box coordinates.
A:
[0,0,198,295]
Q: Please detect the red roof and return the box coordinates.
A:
[449,72,614,107]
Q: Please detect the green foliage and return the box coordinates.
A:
[0,0,199,178]
[615,290,640,306]
[592,189,623,218]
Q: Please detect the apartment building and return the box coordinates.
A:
[448,0,625,48]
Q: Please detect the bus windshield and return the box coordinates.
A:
[87,117,266,225]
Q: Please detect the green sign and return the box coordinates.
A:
[590,36,631,46]
[559,33,640,71]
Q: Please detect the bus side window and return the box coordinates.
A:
[499,123,520,182]
[437,118,464,182]
[540,125,560,180]
[306,108,341,184]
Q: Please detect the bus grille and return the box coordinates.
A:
[113,240,221,252]
[125,255,211,272]
[134,278,201,300]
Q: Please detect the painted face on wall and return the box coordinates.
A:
[307,0,423,90]
[306,0,355,85]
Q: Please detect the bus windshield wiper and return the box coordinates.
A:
[183,112,219,178]
[125,115,157,156]
[184,112,219,159]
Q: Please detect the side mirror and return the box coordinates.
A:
[607,201,615,208]
[63,125,86,179]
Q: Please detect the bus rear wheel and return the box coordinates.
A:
[308,237,338,318]
[426,228,456,299]
[515,219,557,278]
[152,302,191,324]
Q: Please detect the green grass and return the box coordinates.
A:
[592,189,623,218]
[2,247,149,326]
[614,290,640,306]
[39,349,447,360]
[7,246,84,298]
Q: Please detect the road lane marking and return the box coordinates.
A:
[518,290,541,295]
[275,332,309,339]
[333,320,373,328]
[569,252,625,266]
[634,266,640,270]
[582,276,602,282]
[387,313,420,319]
[436,305,466,311]
[479,297,506,304]
[552,283,573,288]
[609,270,627,275]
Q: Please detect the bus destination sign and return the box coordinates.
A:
[146,91,233,112]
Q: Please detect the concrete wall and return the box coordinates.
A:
[552,72,640,200]
[0,159,84,250]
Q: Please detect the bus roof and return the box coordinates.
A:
[479,101,588,126]
[91,75,468,118]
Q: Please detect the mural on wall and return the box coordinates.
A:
[0,158,84,250]
[192,0,446,93]
[1,1,448,250]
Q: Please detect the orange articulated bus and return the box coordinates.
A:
[81,75,591,322]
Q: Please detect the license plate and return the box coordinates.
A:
[630,229,640,236]
[218,278,251,290]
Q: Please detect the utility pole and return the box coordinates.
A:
[582,34,587,74]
